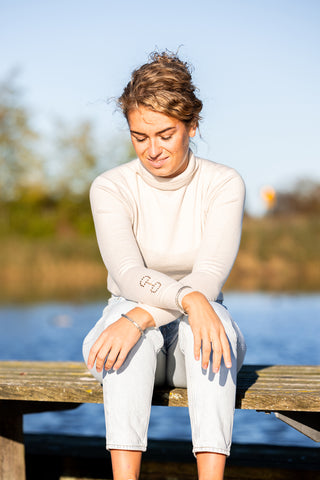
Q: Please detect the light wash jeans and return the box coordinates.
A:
[82,296,246,456]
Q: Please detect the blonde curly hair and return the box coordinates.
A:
[118,50,203,127]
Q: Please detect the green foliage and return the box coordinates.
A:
[50,119,101,196]
[0,71,43,199]
[273,179,320,216]
[240,215,320,263]
[0,191,95,238]
[0,71,136,238]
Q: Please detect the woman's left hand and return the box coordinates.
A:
[182,291,232,373]
[87,307,155,373]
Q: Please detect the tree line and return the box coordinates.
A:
[0,72,135,238]
[1,72,319,239]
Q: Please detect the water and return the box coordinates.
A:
[0,293,319,448]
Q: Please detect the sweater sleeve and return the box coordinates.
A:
[138,171,245,326]
[90,177,194,316]
[180,172,245,300]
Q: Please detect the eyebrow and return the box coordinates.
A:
[130,126,176,136]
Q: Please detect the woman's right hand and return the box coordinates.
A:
[181,291,232,373]
[87,307,155,373]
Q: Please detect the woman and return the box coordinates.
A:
[83,51,246,480]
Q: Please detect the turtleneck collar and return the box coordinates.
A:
[137,150,198,191]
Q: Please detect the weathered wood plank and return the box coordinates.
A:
[0,362,319,411]
[275,412,320,442]
[0,404,26,480]
[0,361,319,480]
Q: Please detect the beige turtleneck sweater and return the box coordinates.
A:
[90,151,245,327]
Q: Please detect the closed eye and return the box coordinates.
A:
[132,135,146,143]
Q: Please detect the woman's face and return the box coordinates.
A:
[128,106,196,178]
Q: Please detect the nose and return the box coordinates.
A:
[148,138,162,159]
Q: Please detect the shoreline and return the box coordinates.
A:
[1,252,319,304]
[1,286,319,307]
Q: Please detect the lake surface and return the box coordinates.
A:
[0,292,319,448]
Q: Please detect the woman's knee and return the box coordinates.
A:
[82,298,139,359]
[210,302,246,372]
[83,299,164,380]
[178,302,236,348]
[210,302,236,339]
[178,302,243,362]
[83,325,163,385]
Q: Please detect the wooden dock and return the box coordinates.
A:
[0,361,319,479]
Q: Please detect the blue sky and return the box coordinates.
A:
[1,0,319,214]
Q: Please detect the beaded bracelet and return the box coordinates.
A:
[121,313,144,336]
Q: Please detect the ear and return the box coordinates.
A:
[188,123,197,138]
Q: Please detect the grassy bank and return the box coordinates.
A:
[1,215,319,304]
[226,215,320,293]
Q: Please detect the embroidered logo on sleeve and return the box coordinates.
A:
[139,275,161,293]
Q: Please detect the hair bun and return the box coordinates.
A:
[118,49,202,127]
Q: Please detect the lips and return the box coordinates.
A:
[147,156,169,169]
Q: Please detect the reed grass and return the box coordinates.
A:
[1,215,319,303]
